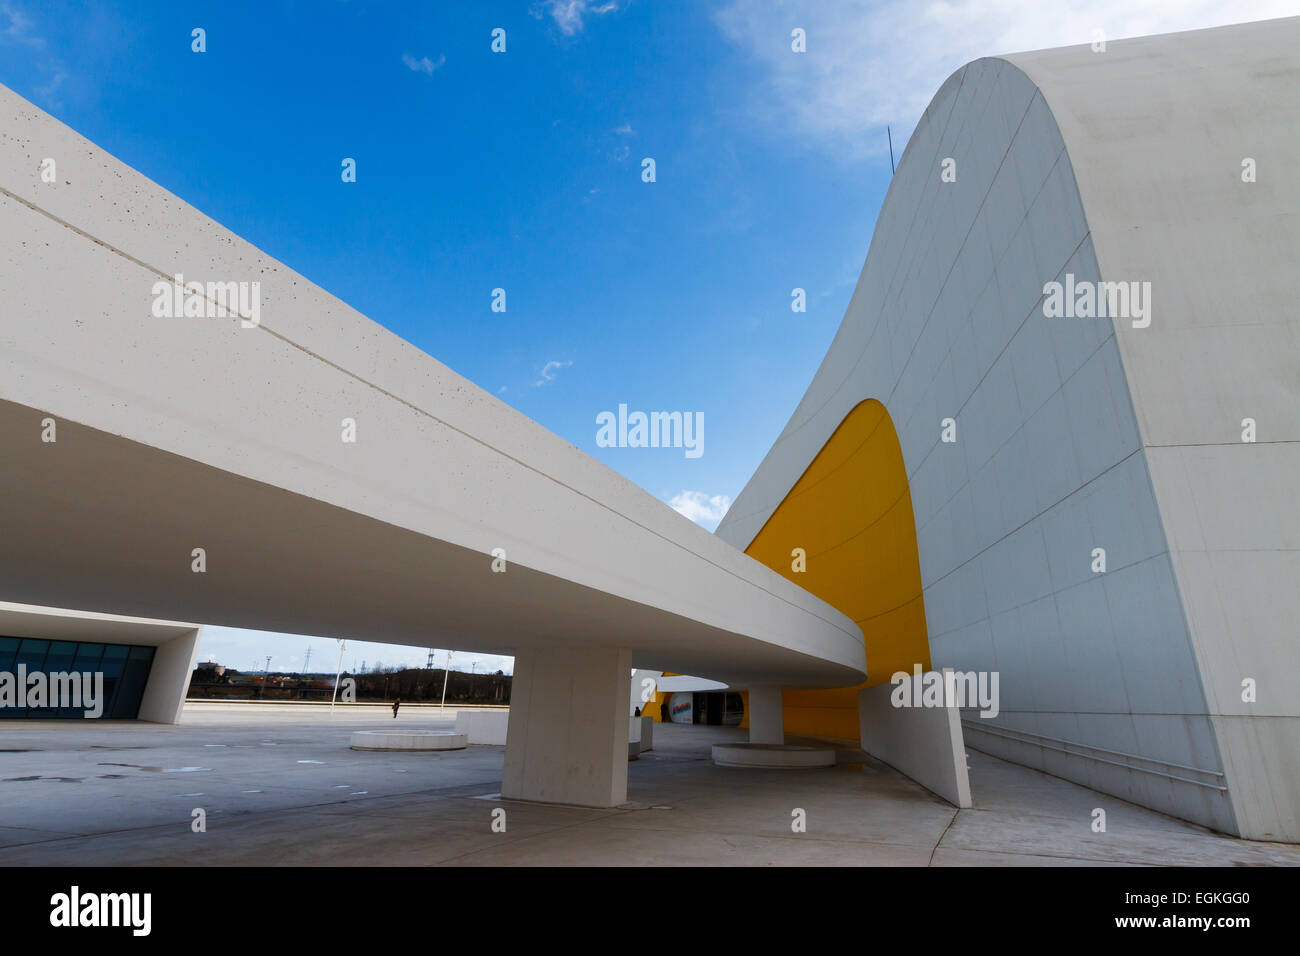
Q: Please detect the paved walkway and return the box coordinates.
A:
[0,702,1294,865]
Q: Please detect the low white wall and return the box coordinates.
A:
[858,672,972,808]
[350,731,466,751]
[455,709,509,745]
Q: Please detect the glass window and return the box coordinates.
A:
[15,638,50,670]
[97,645,127,718]
[43,641,77,672]
[0,637,19,672]
[43,642,79,717]
[73,642,105,672]
[0,637,156,720]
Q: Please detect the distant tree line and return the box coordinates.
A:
[188,664,510,704]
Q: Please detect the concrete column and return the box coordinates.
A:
[137,626,202,724]
[748,685,784,744]
[502,645,632,808]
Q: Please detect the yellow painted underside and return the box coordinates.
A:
[743,399,930,741]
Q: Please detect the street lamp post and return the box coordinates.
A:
[330,640,346,715]
[440,650,451,709]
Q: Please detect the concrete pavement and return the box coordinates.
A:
[0,702,1294,866]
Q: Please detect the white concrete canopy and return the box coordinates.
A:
[0,80,867,806]
[0,77,863,690]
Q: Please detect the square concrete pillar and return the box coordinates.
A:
[748,685,784,744]
[502,646,632,807]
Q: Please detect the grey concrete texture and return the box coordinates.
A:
[716,18,1300,840]
[1007,13,1300,848]
[0,704,1295,866]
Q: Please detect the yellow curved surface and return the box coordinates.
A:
[743,399,930,740]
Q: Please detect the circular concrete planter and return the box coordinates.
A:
[711,743,836,769]
[349,731,468,752]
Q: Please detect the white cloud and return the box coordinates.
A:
[401,52,445,75]
[669,491,732,530]
[1,4,69,111]
[534,359,572,385]
[35,68,65,101]
[614,122,636,135]
[713,0,1300,160]
[534,0,621,36]
[0,3,43,47]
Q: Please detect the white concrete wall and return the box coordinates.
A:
[1007,18,1300,842]
[720,20,1300,838]
[859,675,972,808]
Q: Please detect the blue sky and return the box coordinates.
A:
[2,0,1291,675]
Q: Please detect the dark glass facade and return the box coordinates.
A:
[0,636,156,719]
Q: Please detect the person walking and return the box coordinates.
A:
[392,697,400,719]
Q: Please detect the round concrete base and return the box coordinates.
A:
[711,743,836,769]
[350,731,468,752]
